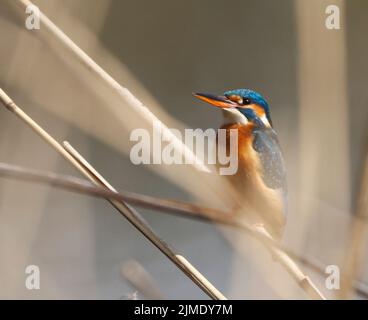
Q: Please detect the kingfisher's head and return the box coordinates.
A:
[193,89,272,127]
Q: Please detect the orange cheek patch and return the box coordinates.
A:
[249,104,265,118]
[228,95,243,104]
[236,103,265,118]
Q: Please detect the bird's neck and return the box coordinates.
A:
[221,109,248,126]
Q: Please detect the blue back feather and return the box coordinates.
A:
[240,108,287,214]
[252,129,287,191]
[253,128,288,217]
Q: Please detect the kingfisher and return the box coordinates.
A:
[193,89,287,240]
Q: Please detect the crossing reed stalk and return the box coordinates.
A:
[3,0,329,299]
[0,87,226,300]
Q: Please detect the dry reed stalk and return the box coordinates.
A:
[4,1,327,299]
[0,85,326,299]
[2,161,368,298]
[339,154,368,298]
[0,162,327,271]
[15,0,210,174]
[253,225,325,299]
[0,87,226,300]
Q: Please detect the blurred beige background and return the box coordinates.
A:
[0,0,367,299]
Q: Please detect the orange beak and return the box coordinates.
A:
[193,92,237,108]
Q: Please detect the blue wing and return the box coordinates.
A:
[252,128,287,193]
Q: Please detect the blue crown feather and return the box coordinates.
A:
[224,89,271,124]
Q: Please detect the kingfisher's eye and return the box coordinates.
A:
[242,98,251,105]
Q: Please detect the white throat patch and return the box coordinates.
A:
[260,114,271,127]
[222,108,272,128]
[222,108,248,125]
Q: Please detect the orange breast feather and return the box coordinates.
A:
[218,123,285,239]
